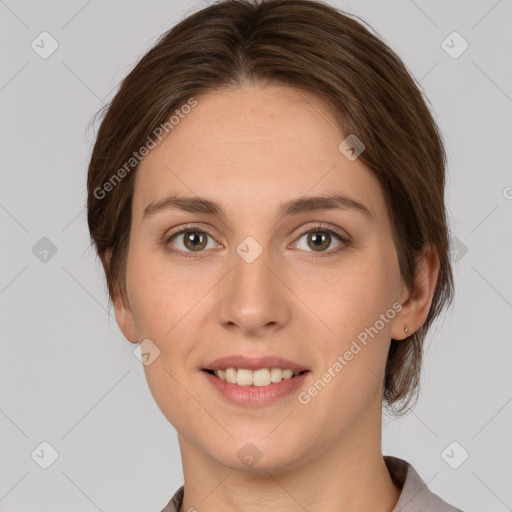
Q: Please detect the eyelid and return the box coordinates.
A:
[165,223,218,240]
[293,221,350,242]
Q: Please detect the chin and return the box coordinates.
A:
[209,434,305,473]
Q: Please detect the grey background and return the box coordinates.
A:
[1,0,511,510]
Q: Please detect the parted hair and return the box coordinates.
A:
[87,0,455,415]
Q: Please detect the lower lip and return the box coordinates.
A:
[202,370,310,407]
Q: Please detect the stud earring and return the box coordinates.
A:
[404,327,409,335]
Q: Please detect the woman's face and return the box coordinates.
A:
[115,83,411,470]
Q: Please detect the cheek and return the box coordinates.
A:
[125,249,216,382]
[296,253,397,338]
[129,257,206,425]
[126,248,198,339]
[294,248,398,392]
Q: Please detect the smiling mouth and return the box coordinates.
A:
[203,368,309,387]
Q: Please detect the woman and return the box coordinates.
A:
[86,0,463,510]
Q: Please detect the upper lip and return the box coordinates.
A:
[203,355,310,372]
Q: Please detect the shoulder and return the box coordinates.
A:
[160,485,184,512]
[385,455,465,512]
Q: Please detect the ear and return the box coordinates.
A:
[101,250,139,344]
[391,244,440,341]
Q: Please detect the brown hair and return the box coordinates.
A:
[87,0,454,415]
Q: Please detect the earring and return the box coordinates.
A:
[404,327,409,335]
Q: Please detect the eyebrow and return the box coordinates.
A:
[143,193,373,222]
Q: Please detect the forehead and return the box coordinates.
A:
[133,83,387,223]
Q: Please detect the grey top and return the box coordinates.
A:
[160,455,464,511]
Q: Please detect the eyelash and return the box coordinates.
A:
[164,222,351,259]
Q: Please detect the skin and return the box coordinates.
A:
[107,82,439,512]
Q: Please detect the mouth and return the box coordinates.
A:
[201,366,311,407]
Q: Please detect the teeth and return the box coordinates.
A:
[213,367,301,386]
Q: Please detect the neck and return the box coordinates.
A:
[176,410,401,512]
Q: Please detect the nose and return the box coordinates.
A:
[215,240,292,337]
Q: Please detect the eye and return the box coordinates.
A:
[166,225,221,255]
[164,222,350,258]
[290,223,349,255]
